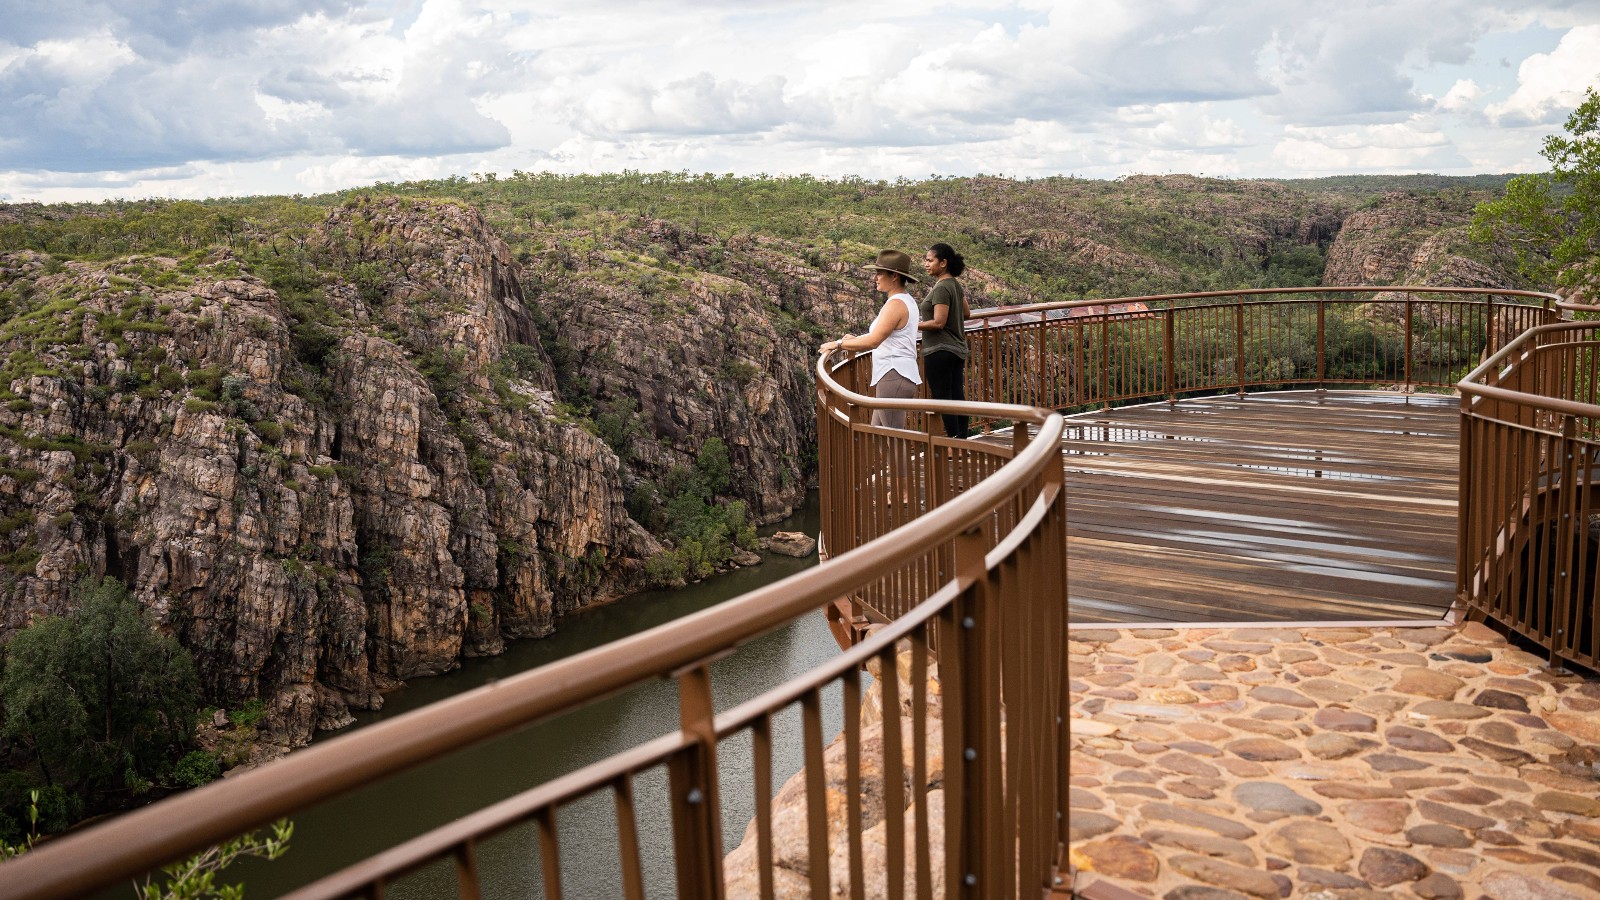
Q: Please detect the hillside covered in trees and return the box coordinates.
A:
[0,172,1540,804]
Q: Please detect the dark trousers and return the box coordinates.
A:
[924,350,968,438]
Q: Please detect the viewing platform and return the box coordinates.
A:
[1051,390,1459,625]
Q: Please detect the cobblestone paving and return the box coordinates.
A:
[1067,622,1600,899]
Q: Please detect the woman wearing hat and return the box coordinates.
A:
[820,249,922,429]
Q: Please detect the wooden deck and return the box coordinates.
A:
[1053,391,1460,624]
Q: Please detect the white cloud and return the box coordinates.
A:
[1485,24,1600,124]
[1433,79,1484,113]
[4,0,1600,201]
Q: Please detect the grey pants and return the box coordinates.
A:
[871,369,918,429]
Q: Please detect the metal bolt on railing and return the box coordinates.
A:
[965,874,978,887]
[686,789,704,805]
[962,616,975,629]
[964,748,977,761]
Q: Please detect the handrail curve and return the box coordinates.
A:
[1457,317,1600,670]
[3,351,1068,900]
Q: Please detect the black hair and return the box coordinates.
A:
[930,242,965,277]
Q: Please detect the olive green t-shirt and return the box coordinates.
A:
[919,278,967,359]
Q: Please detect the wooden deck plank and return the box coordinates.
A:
[1059,391,1459,625]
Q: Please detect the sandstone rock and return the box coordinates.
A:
[1393,667,1466,700]
[1143,829,1258,866]
[1072,834,1160,882]
[1481,871,1591,900]
[1386,725,1455,753]
[767,531,817,557]
[1312,708,1377,732]
[1411,872,1464,899]
[1233,782,1321,819]
[1357,846,1429,886]
[1262,820,1351,865]
[1168,853,1281,898]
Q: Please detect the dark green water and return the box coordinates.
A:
[219,494,841,899]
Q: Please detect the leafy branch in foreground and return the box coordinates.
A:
[137,820,293,900]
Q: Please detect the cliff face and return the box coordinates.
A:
[1322,192,1511,289]
[523,218,891,523]
[0,197,664,747]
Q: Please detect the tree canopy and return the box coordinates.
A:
[1471,87,1600,290]
[0,578,199,802]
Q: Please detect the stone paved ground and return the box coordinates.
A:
[1067,621,1600,899]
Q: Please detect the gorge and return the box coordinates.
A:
[0,172,1532,766]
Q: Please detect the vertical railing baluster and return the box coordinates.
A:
[535,808,562,900]
[614,775,646,900]
[454,840,483,900]
[1235,302,1246,396]
[801,689,830,900]
[752,716,775,900]
[669,665,724,900]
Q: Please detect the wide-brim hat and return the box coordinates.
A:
[865,249,920,283]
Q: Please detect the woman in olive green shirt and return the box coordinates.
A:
[918,243,970,438]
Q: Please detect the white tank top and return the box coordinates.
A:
[870,292,923,387]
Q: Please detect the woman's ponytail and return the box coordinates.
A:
[930,242,966,277]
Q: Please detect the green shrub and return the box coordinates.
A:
[228,699,268,729]
[170,751,221,788]
[0,578,200,805]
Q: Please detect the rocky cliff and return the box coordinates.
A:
[1322,192,1512,289]
[0,198,703,747]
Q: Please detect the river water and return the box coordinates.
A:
[220,493,841,899]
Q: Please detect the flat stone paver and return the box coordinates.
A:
[1068,621,1600,899]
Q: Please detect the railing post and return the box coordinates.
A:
[1163,307,1176,404]
[1235,302,1246,397]
[1553,414,1578,666]
[1099,315,1110,409]
[950,525,1000,899]
[668,664,725,900]
[1316,298,1326,391]
[1404,293,1415,392]
[1037,315,1048,408]
[1486,293,1496,356]
[991,318,1002,408]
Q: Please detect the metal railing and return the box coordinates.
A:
[3,359,1070,898]
[1459,319,1600,671]
[960,286,1557,411]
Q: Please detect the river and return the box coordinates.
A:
[215,492,841,899]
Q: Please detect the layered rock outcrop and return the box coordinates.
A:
[1322,192,1511,290]
[0,198,671,747]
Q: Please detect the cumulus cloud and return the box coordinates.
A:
[3,0,1600,200]
[1485,24,1600,124]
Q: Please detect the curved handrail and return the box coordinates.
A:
[3,362,1067,900]
[1457,317,1600,671]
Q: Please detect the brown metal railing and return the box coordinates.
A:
[960,286,1556,410]
[1459,319,1600,671]
[2,362,1070,898]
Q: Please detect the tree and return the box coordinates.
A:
[1471,86,1600,289]
[0,578,199,801]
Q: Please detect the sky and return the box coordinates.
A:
[2,1,1599,203]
